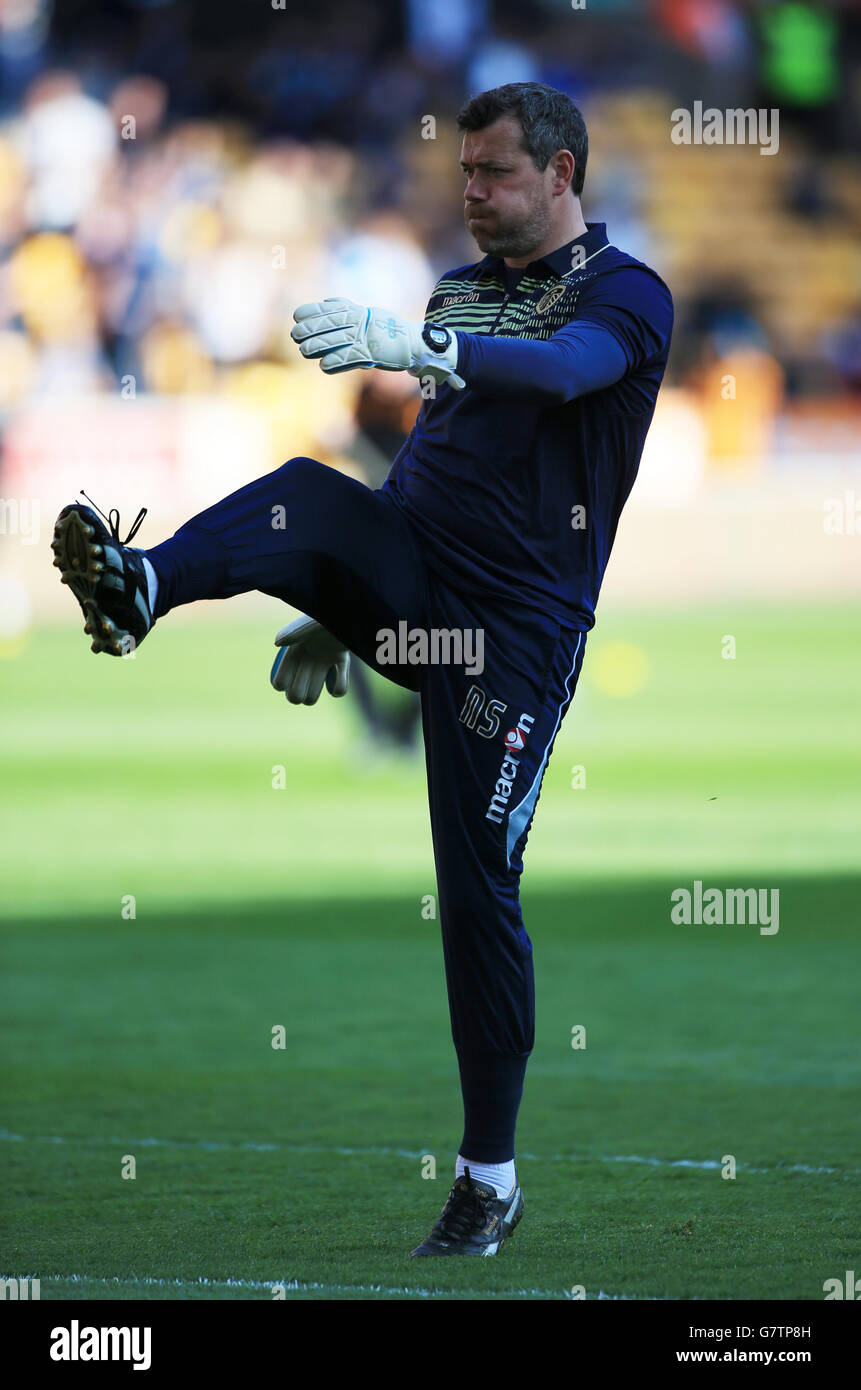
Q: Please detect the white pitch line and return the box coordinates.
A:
[36,1274,653,1300]
[0,1129,854,1178]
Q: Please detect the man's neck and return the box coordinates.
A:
[504,200,588,269]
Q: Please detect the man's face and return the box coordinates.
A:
[460,116,560,260]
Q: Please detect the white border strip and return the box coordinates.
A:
[33,1273,657,1300]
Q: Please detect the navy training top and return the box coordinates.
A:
[381,221,674,631]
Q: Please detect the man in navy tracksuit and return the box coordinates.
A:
[52,83,673,1257]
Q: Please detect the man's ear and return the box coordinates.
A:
[552,149,576,194]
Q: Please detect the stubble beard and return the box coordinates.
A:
[469,197,554,260]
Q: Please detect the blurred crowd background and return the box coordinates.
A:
[0,0,859,643]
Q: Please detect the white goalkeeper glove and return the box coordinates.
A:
[290,297,466,390]
[270,615,351,706]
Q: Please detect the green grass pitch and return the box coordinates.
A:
[1,602,859,1299]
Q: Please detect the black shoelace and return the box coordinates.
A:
[432,1174,493,1241]
[80,490,147,546]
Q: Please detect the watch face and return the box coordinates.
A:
[424,325,450,351]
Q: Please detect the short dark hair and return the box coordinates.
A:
[456,82,588,197]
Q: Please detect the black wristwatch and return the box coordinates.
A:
[421,323,453,354]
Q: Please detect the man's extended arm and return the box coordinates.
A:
[452,320,629,404]
[289,296,626,400]
[290,271,671,403]
[453,269,673,403]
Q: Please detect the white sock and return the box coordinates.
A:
[456,1154,516,1198]
[141,555,158,612]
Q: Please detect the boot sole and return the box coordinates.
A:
[51,508,129,656]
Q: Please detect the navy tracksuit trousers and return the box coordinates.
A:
[147,457,586,1163]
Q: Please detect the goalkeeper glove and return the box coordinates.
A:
[270,615,350,706]
[290,297,466,390]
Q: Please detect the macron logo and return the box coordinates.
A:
[486,713,535,824]
[504,721,530,752]
[50,1321,151,1371]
